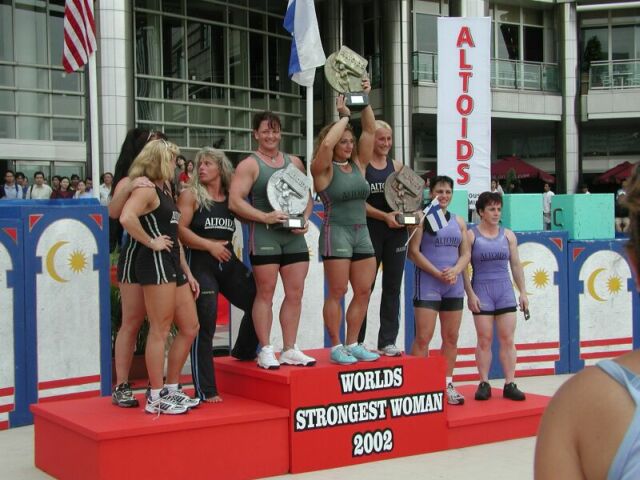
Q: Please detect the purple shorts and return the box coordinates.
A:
[473,278,517,314]
[414,269,464,302]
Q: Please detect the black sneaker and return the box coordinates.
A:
[112,382,139,408]
[503,382,526,401]
[475,381,492,401]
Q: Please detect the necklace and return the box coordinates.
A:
[332,160,349,167]
[257,149,279,163]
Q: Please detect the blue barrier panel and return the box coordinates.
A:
[567,239,639,372]
[0,200,110,424]
[0,219,25,428]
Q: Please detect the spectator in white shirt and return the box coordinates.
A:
[99,172,113,206]
[542,182,554,230]
[26,171,53,199]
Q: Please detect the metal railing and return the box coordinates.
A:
[412,52,560,92]
[589,59,640,89]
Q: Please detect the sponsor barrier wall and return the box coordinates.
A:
[0,200,111,427]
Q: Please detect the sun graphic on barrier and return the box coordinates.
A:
[607,275,623,295]
[532,269,550,289]
[68,249,88,274]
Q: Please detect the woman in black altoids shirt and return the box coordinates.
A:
[178,147,258,403]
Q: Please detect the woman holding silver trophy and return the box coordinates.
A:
[311,78,380,365]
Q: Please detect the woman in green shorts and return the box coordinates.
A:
[311,79,380,365]
[229,112,315,370]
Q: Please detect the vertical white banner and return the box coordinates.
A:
[437,17,491,209]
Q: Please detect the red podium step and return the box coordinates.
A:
[31,392,289,480]
[446,385,549,449]
[217,349,449,473]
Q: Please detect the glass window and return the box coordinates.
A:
[0,115,16,138]
[16,67,49,90]
[52,70,81,92]
[15,2,48,65]
[524,27,543,62]
[250,32,265,89]
[162,0,183,15]
[189,127,214,147]
[137,101,162,121]
[137,78,162,98]
[52,118,82,141]
[0,91,15,112]
[164,81,185,100]
[611,8,640,25]
[187,23,225,84]
[497,23,519,60]
[582,27,609,65]
[163,16,185,79]
[612,26,634,61]
[17,92,50,115]
[136,0,160,9]
[17,116,50,140]
[230,130,250,151]
[229,29,249,87]
[0,66,14,87]
[136,13,162,76]
[249,11,265,30]
[52,94,82,116]
[187,1,226,22]
[229,7,247,27]
[495,3,519,23]
[230,109,249,129]
[189,105,213,125]
[164,102,187,123]
[48,8,65,67]
[0,0,13,62]
[523,8,543,26]
[164,125,186,145]
[416,13,438,52]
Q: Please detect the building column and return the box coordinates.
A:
[560,2,580,193]
[96,2,134,174]
[458,0,488,17]
[382,0,411,166]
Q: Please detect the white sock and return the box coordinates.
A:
[165,383,179,392]
[149,388,162,401]
[332,344,343,351]
[347,342,358,349]
[446,376,453,386]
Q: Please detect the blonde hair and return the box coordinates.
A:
[188,147,235,210]
[312,121,358,162]
[375,120,392,132]
[128,139,179,182]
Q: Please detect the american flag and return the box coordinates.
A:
[62,0,97,73]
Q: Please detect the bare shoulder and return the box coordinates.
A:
[455,214,467,230]
[288,154,306,172]
[391,159,403,172]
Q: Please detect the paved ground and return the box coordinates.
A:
[1,374,570,480]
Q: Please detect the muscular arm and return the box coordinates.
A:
[109,176,154,219]
[506,229,528,311]
[311,117,349,193]
[177,189,231,262]
[450,217,471,277]
[355,80,375,172]
[119,188,168,250]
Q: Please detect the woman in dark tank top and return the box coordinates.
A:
[177,147,258,402]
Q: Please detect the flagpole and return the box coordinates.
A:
[88,55,100,199]
[306,84,313,190]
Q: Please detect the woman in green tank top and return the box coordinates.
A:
[311,80,381,365]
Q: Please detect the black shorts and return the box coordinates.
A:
[117,237,139,284]
[413,297,464,312]
[135,247,187,286]
[250,251,309,266]
[473,306,518,316]
[322,252,375,261]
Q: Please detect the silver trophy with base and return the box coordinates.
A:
[384,166,424,225]
[267,163,310,229]
[324,46,369,110]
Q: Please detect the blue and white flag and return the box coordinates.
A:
[284,0,326,87]
[424,201,449,232]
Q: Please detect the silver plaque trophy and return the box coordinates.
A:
[324,46,369,110]
[384,166,424,225]
[267,163,310,229]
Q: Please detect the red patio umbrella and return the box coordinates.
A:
[594,161,637,184]
[491,156,556,184]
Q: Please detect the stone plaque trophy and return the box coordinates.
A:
[384,166,424,225]
[267,163,310,229]
[324,46,369,109]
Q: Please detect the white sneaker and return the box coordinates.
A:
[380,344,402,357]
[145,389,189,415]
[257,345,280,370]
[279,345,316,367]
[446,383,465,405]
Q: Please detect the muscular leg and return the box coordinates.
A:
[439,309,463,377]
[474,314,495,382]
[346,257,376,344]
[323,259,350,346]
[279,261,309,349]
[114,282,146,385]
[167,284,199,385]
[411,307,437,356]
[495,312,518,384]
[251,263,279,346]
[358,225,384,344]
[142,283,177,389]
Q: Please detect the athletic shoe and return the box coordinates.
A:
[347,344,380,362]
[164,388,201,409]
[446,383,465,405]
[145,389,188,415]
[503,382,526,401]
[257,345,280,370]
[474,381,492,401]
[380,344,402,357]
[279,345,316,366]
[111,382,139,408]
[330,346,358,365]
